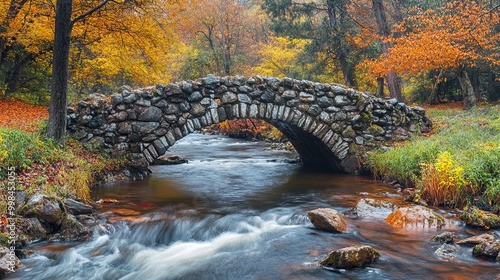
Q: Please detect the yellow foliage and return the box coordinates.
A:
[420,151,469,207]
[252,36,309,78]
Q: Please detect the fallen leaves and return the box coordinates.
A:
[0,99,48,132]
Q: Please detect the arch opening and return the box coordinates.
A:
[267,120,343,172]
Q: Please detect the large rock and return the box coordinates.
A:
[385,205,445,228]
[19,194,64,225]
[320,245,380,269]
[352,198,396,219]
[460,206,500,229]
[431,231,456,244]
[472,241,500,261]
[9,218,47,243]
[457,233,496,246]
[0,247,20,274]
[63,199,93,215]
[138,106,163,121]
[154,155,188,165]
[307,208,347,233]
[57,214,91,241]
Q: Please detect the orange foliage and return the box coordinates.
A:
[0,99,48,132]
[365,2,500,77]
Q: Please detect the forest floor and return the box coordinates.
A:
[0,99,48,132]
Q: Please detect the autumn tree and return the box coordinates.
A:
[371,0,402,100]
[177,0,268,76]
[47,0,181,142]
[252,36,309,78]
[366,1,500,109]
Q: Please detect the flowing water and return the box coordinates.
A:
[8,133,499,280]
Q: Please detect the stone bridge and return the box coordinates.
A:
[67,75,432,174]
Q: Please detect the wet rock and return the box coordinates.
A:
[154,155,188,165]
[9,218,47,243]
[0,247,20,274]
[456,233,496,246]
[472,241,500,261]
[435,243,458,260]
[385,205,445,228]
[307,208,347,233]
[19,194,64,225]
[58,214,91,241]
[431,232,456,244]
[63,199,93,215]
[320,245,380,269]
[352,198,396,219]
[459,206,500,229]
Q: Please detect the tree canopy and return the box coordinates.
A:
[0,0,498,111]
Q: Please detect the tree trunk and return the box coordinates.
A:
[376,77,384,97]
[372,0,403,101]
[47,0,73,142]
[326,0,355,88]
[456,69,476,110]
[428,69,443,105]
[469,69,481,100]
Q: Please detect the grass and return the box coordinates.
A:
[0,127,130,214]
[368,105,500,211]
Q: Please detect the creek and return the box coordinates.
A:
[7,133,499,279]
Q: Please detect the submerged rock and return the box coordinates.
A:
[308,208,347,233]
[472,241,500,261]
[385,205,445,228]
[352,198,396,219]
[431,231,456,244]
[320,245,380,269]
[460,206,500,229]
[154,155,188,165]
[457,233,496,246]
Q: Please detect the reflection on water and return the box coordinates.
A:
[8,133,500,280]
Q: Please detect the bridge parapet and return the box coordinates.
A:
[67,75,432,174]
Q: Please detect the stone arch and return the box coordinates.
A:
[67,75,432,174]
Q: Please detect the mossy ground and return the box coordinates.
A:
[0,127,130,215]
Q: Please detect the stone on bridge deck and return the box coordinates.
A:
[67,75,432,175]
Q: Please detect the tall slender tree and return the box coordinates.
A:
[371,0,402,100]
[47,0,111,142]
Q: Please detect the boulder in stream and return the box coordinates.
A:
[431,231,456,244]
[320,245,380,269]
[63,198,93,215]
[472,241,500,261]
[459,206,500,229]
[435,243,458,261]
[385,205,445,228]
[154,155,188,165]
[352,198,396,219]
[308,208,347,233]
[456,233,496,246]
